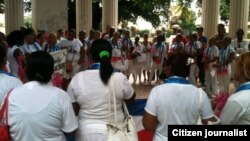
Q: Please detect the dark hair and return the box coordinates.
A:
[6,30,24,47]
[0,43,7,66]
[57,29,63,33]
[26,51,54,83]
[0,31,6,40]
[24,28,35,37]
[196,27,204,31]
[165,52,192,78]
[69,29,76,34]
[237,28,244,35]
[37,31,45,39]
[218,24,225,29]
[91,39,113,84]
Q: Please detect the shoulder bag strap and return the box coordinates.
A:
[123,102,130,118]
[198,88,203,113]
[0,89,12,124]
[108,74,117,126]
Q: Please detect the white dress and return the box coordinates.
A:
[205,45,219,95]
[141,42,152,71]
[184,41,202,85]
[58,39,83,79]
[134,43,145,75]
[67,71,134,141]
[110,40,128,72]
[217,44,235,92]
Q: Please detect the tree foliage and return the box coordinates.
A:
[170,0,196,32]
[0,0,31,13]
[118,0,171,28]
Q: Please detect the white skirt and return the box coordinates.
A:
[112,60,128,72]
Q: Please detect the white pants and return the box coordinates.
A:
[205,69,218,95]
[76,123,108,141]
[189,64,199,85]
[217,73,231,93]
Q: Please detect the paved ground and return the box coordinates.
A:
[129,77,236,99]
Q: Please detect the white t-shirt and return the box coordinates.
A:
[8,81,78,141]
[67,71,134,125]
[134,43,146,63]
[145,82,214,140]
[220,82,250,124]
[0,73,22,106]
[21,42,42,54]
[184,41,202,55]
[7,45,22,77]
[58,39,83,78]
[231,39,249,55]
[111,40,123,57]
[205,45,219,70]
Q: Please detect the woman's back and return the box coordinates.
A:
[145,82,213,137]
[68,70,134,124]
[8,81,77,141]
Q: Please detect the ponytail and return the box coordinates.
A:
[100,56,113,84]
[91,39,114,85]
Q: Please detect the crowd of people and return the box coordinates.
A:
[0,23,250,141]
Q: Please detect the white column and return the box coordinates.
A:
[32,0,68,33]
[102,0,118,32]
[4,0,24,34]
[229,0,249,38]
[201,0,220,38]
[76,0,92,35]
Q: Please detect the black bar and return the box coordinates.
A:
[168,125,250,140]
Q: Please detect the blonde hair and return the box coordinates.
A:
[48,32,57,43]
[236,52,250,80]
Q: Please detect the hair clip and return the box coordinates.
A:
[186,57,194,65]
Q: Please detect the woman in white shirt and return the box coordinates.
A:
[220,52,250,124]
[205,37,219,96]
[21,28,42,59]
[149,35,167,84]
[214,37,235,93]
[142,33,152,84]
[6,30,26,82]
[231,29,249,89]
[8,51,78,141]
[67,39,135,141]
[0,44,22,106]
[58,29,84,90]
[143,52,217,141]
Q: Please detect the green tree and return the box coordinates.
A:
[220,0,230,24]
[197,0,250,23]
[0,0,31,13]
[170,0,196,32]
[118,0,171,28]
